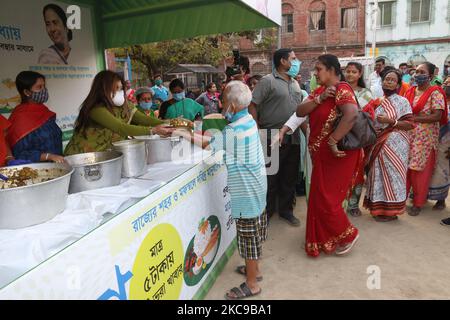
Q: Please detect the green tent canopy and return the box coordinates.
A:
[74,0,279,49]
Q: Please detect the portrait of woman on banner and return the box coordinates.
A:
[38,4,73,65]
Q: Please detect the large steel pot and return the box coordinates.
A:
[0,163,74,229]
[112,140,147,178]
[135,135,182,164]
[64,151,123,193]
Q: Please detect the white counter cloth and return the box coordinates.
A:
[0,145,210,288]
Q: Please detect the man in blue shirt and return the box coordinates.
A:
[174,81,267,300]
[151,74,170,109]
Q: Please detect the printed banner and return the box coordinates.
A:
[0,160,235,299]
[0,0,98,141]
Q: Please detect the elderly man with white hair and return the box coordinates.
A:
[175,81,267,300]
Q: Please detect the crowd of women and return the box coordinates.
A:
[1,51,449,259]
[292,54,450,257]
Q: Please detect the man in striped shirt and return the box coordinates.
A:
[174,81,267,300]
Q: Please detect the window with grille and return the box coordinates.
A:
[309,11,326,30]
[411,0,431,23]
[282,14,294,33]
[377,2,394,27]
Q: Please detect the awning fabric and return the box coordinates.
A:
[76,0,280,49]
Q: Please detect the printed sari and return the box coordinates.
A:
[404,86,447,207]
[363,95,413,216]
[428,110,450,201]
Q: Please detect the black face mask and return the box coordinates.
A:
[383,88,397,97]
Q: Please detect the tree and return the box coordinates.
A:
[110,29,276,83]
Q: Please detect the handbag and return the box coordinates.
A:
[333,82,377,150]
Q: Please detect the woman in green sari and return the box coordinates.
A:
[159,78,204,121]
[64,71,174,155]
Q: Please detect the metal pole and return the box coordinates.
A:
[127,55,132,81]
[372,0,378,58]
[277,26,282,49]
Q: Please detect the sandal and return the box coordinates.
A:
[348,208,362,217]
[373,215,398,222]
[433,201,446,211]
[225,282,262,300]
[235,265,263,281]
[407,206,421,216]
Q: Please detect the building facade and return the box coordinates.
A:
[366,0,450,72]
[239,0,367,80]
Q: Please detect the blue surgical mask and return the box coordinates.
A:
[414,74,430,86]
[286,59,301,78]
[173,92,185,101]
[139,101,153,110]
[224,105,234,122]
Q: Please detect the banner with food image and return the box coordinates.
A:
[0,0,99,143]
[0,160,236,299]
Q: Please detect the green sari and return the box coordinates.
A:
[165,98,204,121]
[64,105,162,155]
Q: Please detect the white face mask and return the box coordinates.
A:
[112,90,125,107]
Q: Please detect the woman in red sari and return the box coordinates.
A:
[8,71,64,163]
[404,62,447,216]
[297,54,360,257]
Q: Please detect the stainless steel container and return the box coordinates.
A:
[0,163,74,229]
[135,135,182,164]
[64,151,124,193]
[112,140,147,178]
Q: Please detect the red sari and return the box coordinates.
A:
[0,115,11,167]
[7,102,56,148]
[305,83,360,257]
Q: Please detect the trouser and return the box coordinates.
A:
[265,137,301,218]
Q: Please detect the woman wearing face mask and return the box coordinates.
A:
[7,71,64,163]
[64,71,173,155]
[296,54,360,257]
[428,77,450,213]
[363,69,415,222]
[135,87,157,117]
[159,78,204,121]
[404,63,448,216]
[195,82,222,115]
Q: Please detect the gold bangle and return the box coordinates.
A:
[314,95,321,105]
[328,135,338,145]
[5,155,14,160]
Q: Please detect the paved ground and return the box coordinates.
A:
[205,195,450,300]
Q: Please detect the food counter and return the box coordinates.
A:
[0,144,236,300]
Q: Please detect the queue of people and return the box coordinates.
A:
[2,49,450,300]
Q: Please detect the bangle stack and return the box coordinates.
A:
[314,95,322,105]
[328,135,338,146]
